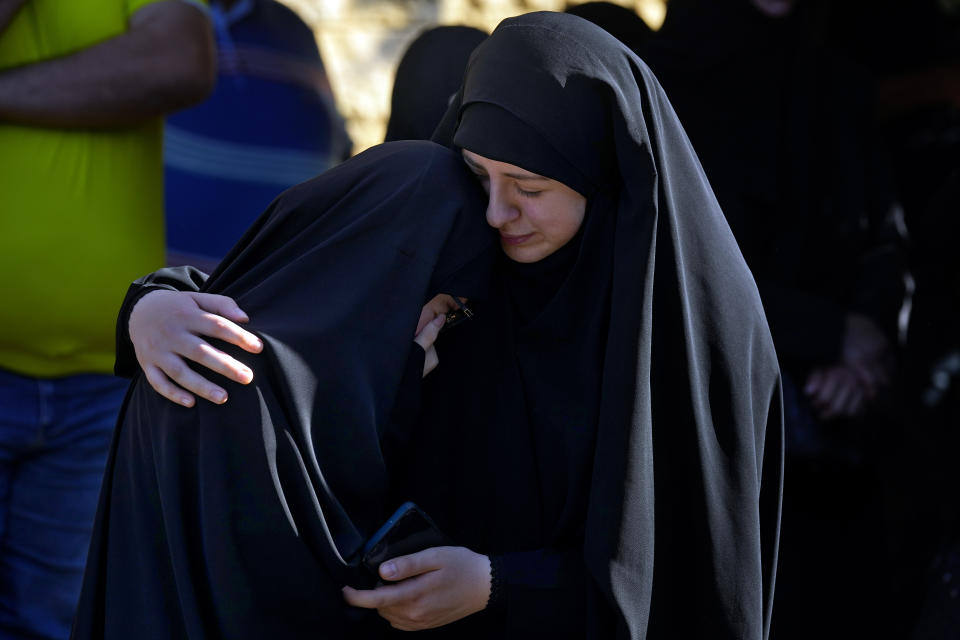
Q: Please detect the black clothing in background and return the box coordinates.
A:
[383,25,488,143]
[643,1,908,638]
[71,141,495,639]
[564,1,652,55]
[902,171,960,640]
[819,0,960,447]
[644,0,905,374]
[821,5,960,611]
[426,12,782,639]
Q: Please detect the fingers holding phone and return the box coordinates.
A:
[343,546,491,631]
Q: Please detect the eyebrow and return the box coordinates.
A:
[505,172,549,182]
[462,153,550,182]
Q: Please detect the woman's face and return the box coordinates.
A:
[462,149,586,263]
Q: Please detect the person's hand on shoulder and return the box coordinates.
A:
[129,290,263,407]
[342,546,491,630]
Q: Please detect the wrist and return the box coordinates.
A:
[485,554,504,611]
[127,287,170,339]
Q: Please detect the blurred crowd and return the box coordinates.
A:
[0,0,958,637]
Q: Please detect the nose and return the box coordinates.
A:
[485,186,519,229]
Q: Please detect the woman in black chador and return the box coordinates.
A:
[71,141,496,638]
[77,12,783,640]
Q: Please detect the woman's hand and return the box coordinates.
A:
[128,290,263,407]
[414,314,445,377]
[414,294,463,377]
[342,546,491,631]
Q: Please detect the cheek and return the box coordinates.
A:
[534,200,585,245]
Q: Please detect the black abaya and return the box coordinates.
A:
[423,12,783,639]
[72,141,494,639]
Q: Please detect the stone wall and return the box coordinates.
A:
[278,0,665,153]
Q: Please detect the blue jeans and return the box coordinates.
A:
[0,369,129,640]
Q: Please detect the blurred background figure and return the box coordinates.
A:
[0,0,214,638]
[564,1,652,55]
[383,24,487,143]
[165,0,351,273]
[643,0,909,637]
[817,1,960,636]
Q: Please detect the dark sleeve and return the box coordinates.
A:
[114,266,210,378]
[488,546,588,637]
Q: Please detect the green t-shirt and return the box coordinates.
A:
[0,0,179,377]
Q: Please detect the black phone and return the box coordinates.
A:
[360,502,452,577]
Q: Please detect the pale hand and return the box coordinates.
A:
[414,294,464,377]
[342,546,491,631]
[414,314,445,377]
[128,290,263,407]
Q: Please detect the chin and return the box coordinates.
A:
[501,243,550,264]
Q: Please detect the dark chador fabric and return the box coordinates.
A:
[71,141,494,639]
[420,11,783,640]
[564,1,653,56]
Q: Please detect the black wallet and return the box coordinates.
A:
[361,502,452,576]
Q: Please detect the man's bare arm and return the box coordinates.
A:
[0,0,215,127]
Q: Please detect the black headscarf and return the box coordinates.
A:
[384,25,488,142]
[427,12,783,639]
[72,141,495,639]
[564,1,653,55]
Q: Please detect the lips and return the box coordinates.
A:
[500,233,533,246]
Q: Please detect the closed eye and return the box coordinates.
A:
[517,186,541,198]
